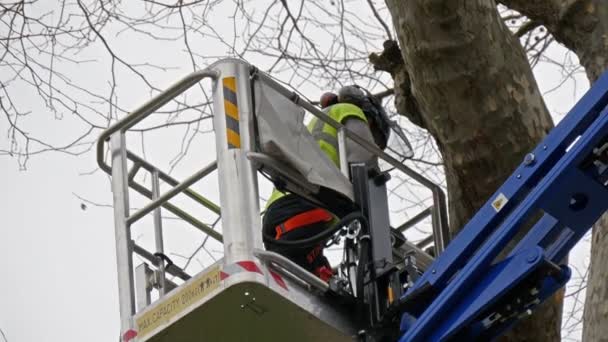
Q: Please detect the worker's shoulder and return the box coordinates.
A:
[328,102,366,121]
[330,102,362,112]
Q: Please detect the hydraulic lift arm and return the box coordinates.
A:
[390,70,608,341]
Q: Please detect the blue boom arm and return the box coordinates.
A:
[398,71,608,341]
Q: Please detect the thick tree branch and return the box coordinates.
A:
[516,20,541,37]
[498,0,564,25]
[500,0,607,80]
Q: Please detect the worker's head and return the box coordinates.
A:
[337,85,391,150]
[320,92,339,108]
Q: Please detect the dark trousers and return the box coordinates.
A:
[263,220,331,273]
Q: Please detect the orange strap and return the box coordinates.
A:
[275,208,333,239]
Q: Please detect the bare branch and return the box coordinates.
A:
[366,0,392,40]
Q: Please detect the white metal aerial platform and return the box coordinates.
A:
[97,59,448,342]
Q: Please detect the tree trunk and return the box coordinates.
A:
[381,0,559,340]
[583,214,608,341]
[498,1,608,339]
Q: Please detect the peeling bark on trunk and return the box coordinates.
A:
[498,1,608,340]
[381,1,560,340]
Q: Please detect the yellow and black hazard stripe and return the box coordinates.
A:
[223,77,241,149]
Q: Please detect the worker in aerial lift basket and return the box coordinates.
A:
[262,85,391,282]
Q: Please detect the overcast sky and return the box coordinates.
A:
[0,3,595,342]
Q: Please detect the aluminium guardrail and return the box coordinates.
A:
[97,60,449,340]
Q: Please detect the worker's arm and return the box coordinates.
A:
[343,117,378,165]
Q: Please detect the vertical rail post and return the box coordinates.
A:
[135,263,153,312]
[212,60,263,264]
[151,169,166,296]
[110,132,136,339]
[431,189,450,255]
[337,128,349,177]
